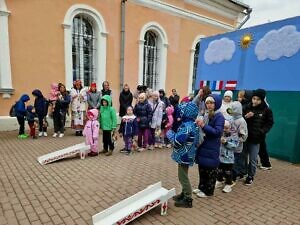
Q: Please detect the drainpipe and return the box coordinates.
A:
[120,0,127,91]
[236,7,252,29]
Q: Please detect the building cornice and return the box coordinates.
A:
[129,0,235,31]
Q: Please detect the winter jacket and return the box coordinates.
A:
[169,94,180,107]
[196,94,225,168]
[101,89,112,97]
[119,90,133,117]
[228,101,248,153]
[70,87,87,112]
[118,115,138,137]
[243,101,274,144]
[83,109,100,145]
[220,101,233,121]
[219,132,239,164]
[163,105,174,134]
[87,91,101,109]
[54,93,70,114]
[134,100,153,129]
[26,105,36,123]
[149,99,164,129]
[32,89,48,117]
[166,102,200,166]
[99,95,117,131]
[15,94,30,118]
[172,105,182,132]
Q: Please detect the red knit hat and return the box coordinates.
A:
[90,82,97,88]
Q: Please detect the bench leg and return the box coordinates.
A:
[160,202,168,216]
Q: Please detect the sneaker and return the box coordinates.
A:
[120,149,127,153]
[18,134,28,139]
[32,136,38,139]
[58,133,64,138]
[38,132,43,137]
[245,176,253,186]
[259,166,272,170]
[158,144,163,149]
[196,191,209,198]
[192,189,201,194]
[148,145,154,150]
[172,192,184,201]
[166,144,172,148]
[215,181,224,189]
[105,150,113,156]
[52,133,58,138]
[222,185,232,193]
[154,144,159,148]
[125,151,132,155]
[137,148,145,152]
[43,132,48,137]
[174,197,193,208]
[99,149,108,154]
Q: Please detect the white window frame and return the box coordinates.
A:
[63,4,107,90]
[138,22,168,90]
[0,0,13,98]
[188,35,205,94]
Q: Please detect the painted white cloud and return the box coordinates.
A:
[204,37,236,65]
[255,25,300,61]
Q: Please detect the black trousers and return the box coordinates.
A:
[53,111,65,133]
[259,140,272,167]
[198,166,218,196]
[17,116,25,135]
[38,114,47,132]
[217,163,233,185]
[103,130,114,151]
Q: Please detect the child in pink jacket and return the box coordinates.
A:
[48,83,59,116]
[83,109,100,157]
[161,105,174,148]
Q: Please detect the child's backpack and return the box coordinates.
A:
[161,112,169,129]
[9,103,16,117]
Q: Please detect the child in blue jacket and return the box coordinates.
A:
[119,106,138,155]
[15,94,30,139]
[166,102,200,208]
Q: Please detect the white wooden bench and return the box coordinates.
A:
[37,142,90,165]
[92,182,176,225]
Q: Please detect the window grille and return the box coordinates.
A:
[143,31,159,90]
[72,15,96,87]
[192,42,200,91]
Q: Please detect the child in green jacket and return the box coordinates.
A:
[99,95,117,156]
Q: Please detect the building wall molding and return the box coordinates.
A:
[188,34,205,94]
[62,4,107,89]
[0,0,13,98]
[138,21,168,90]
[129,0,235,31]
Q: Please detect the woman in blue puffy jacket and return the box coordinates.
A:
[194,94,225,198]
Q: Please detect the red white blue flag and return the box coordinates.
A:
[199,80,210,88]
[211,80,224,91]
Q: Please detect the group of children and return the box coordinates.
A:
[169,88,273,208]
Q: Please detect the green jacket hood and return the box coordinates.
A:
[101,95,112,106]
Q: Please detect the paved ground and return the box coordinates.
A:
[0,129,299,225]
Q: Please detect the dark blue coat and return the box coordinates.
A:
[133,100,152,128]
[26,105,36,123]
[15,94,30,118]
[54,93,70,113]
[196,94,225,168]
[118,115,138,137]
[32,89,48,117]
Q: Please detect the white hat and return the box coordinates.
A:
[224,90,233,99]
[205,96,215,103]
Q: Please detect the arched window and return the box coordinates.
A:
[72,15,96,87]
[192,42,200,91]
[143,31,158,89]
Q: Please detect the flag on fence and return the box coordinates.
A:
[199,80,210,89]
[225,80,237,90]
[211,80,224,91]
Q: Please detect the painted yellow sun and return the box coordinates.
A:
[240,33,254,49]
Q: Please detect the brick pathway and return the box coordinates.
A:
[0,129,299,225]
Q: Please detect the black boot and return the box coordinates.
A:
[75,131,79,136]
[79,131,83,136]
[172,192,184,201]
[174,197,193,208]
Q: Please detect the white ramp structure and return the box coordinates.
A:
[92,182,176,225]
[37,142,90,165]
